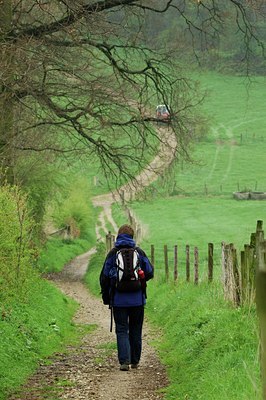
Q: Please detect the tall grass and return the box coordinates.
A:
[146,280,260,400]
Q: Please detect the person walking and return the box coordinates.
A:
[100,224,154,371]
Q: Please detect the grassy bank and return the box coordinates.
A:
[38,237,93,273]
[0,279,81,399]
[146,279,260,400]
[0,164,101,396]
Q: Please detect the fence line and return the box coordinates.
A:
[147,242,213,284]
[104,220,263,306]
[49,225,75,239]
[221,220,262,307]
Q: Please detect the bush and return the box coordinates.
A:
[0,185,38,303]
[52,176,93,239]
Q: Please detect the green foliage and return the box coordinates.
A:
[51,176,93,239]
[0,279,80,400]
[146,281,260,399]
[0,185,38,303]
[0,184,95,398]
[14,153,65,228]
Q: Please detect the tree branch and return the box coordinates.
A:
[8,0,137,41]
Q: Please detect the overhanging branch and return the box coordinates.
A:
[8,0,137,41]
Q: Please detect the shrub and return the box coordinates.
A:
[52,176,93,239]
[0,185,38,303]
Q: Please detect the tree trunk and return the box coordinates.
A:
[0,0,14,184]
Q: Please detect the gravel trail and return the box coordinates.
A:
[9,249,168,400]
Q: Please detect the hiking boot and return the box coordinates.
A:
[120,364,129,371]
[131,363,139,369]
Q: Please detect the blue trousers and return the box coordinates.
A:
[113,306,144,365]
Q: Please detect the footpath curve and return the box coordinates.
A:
[93,126,177,240]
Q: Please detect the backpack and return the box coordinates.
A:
[115,247,141,292]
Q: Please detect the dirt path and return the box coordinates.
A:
[9,125,176,399]
[10,250,168,400]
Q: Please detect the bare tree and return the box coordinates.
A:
[0,0,264,185]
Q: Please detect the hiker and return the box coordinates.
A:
[100,224,154,371]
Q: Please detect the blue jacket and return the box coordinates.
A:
[100,234,154,307]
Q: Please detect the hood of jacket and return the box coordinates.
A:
[115,233,136,248]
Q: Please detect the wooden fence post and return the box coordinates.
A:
[257,220,263,231]
[240,249,246,305]
[223,243,230,301]
[174,245,178,283]
[208,243,213,282]
[164,245,169,282]
[223,243,241,306]
[221,241,226,288]
[151,245,155,269]
[106,231,113,253]
[241,244,255,306]
[254,221,266,400]
[186,245,190,282]
[135,224,141,244]
[194,247,199,285]
[231,244,240,306]
[223,243,239,305]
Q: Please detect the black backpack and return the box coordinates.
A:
[115,247,141,292]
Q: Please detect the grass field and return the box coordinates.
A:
[172,72,266,196]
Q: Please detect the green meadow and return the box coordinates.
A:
[174,72,266,196]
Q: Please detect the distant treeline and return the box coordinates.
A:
[113,1,266,75]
